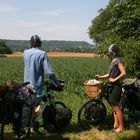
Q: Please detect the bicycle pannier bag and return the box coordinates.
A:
[124,79,140,111]
[54,107,72,129]
[0,100,5,123]
[42,106,72,130]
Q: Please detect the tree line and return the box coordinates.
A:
[0,42,12,54]
[0,39,95,54]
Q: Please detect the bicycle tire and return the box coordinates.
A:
[0,114,14,140]
[54,101,66,108]
[78,99,106,129]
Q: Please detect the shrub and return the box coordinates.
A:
[0,42,12,54]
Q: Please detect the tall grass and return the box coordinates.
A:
[0,56,110,123]
[1,56,139,140]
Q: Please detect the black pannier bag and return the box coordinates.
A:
[134,79,140,99]
[0,100,5,123]
[55,107,72,129]
[0,80,36,130]
[0,81,20,124]
[123,79,140,111]
[42,105,72,131]
[0,83,8,99]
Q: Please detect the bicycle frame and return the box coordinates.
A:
[40,88,56,115]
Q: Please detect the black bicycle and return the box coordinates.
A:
[0,80,72,140]
[33,80,72,134]
[78,79,140,129]
[78,81,108,129]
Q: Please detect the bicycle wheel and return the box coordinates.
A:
[0,114,15,140]
[78,99,106,129]
[54,101,66,108]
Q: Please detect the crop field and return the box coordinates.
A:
[0,56,140,140]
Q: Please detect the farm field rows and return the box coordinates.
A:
[0,56,140,140]
[5,52,96,57]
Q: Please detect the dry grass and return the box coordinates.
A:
[6,52,96,57]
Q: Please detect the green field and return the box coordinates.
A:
[0,56,140,140]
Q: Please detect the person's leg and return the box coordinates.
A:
[21,93,38,133]
[113,105,124,132]
[35,88,43,114]
[109,84,123,132]
[112,107,119,129]
[21,103,32,130]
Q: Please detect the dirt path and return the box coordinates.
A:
[6,52,96,57]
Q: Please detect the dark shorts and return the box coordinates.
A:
[108,84,122,105]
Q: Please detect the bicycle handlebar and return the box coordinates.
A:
[45,80,64,92]
[21,82,30,86]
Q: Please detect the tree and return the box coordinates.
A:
[88,0,140,77]
[0,42,12,54]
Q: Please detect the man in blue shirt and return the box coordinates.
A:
[21,35,63,135]
[24,35,62,97]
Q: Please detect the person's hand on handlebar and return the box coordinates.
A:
[57,80,64,90]
[95,74,109,79]
[60,82,64,87]
[95,74,101,79]
[51,80,64,91]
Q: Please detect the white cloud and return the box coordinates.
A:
[0,19,84,41]
[0,3,18,13]
[41,10,60,16]
[15,19,80,32]
[16,21,47,28]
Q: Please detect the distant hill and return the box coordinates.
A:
[0,39,95,53]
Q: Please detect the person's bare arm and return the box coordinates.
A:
[96,74,109,79]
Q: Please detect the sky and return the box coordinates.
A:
[0,0,108,44]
